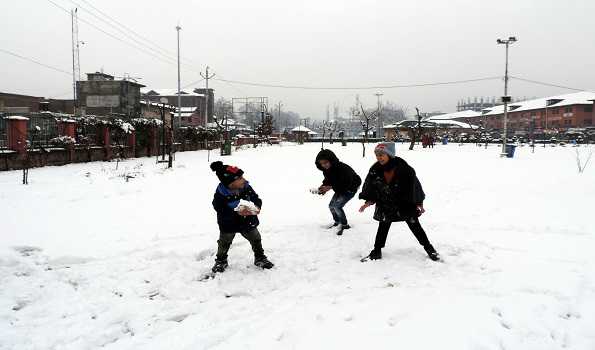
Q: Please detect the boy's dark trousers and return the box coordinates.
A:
[374,217,432,249]
[329,191,355,225]
[216,228,265,261]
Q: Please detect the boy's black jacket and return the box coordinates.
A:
[315,149,362,194]
[212,183,262,233]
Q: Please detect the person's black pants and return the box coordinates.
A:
[374,217,432,250]
[216,228,265,261]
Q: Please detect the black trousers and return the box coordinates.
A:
[374,217,432,249]
[216,228,265,261]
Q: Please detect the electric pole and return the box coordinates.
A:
[200,66,216,127]
[375,92,383,139]
[277,101,283,131]
[176,25,182,131]
[497,36,517,157]
[71,8,81,114]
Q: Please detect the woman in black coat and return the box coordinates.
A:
[359,143,440,261]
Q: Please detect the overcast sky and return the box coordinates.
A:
[1,0,594,118]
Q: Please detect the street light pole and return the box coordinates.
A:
[375,92,383,140]
[176,25,182,131]
[497,36,517,157]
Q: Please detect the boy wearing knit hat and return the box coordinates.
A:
[358,142,440,262]
[209,161,274,273]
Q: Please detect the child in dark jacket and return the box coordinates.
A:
[210,161,274,273]
[315,149,362,235]
[359,143,440,261]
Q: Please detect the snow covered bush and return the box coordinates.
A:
[49,135,76,147]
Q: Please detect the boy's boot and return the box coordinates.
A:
[369,247,382,260]
[212,259,228,273]
[424,244,440,261]
[250,239,274,269]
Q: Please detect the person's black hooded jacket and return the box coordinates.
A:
[315,149,362,194]
[359,156,425,222]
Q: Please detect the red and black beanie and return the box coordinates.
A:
[210,161,244,186]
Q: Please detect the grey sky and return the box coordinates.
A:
[1,0,594,118]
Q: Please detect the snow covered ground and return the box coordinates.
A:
[1,142,594,350]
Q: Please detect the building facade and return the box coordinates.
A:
[0,92,74,114]
[451,92,595,132]
[77,72,145,117]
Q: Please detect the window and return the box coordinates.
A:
[585,119,592,125]
[585,106,593,113]
[552,108,559,114]
[564,107,572,113]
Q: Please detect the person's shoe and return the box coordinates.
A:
[254,256,274,269]
[211,259,228,273]
[369,248,382,260]
[335,224,351,236]
[325,222,340,229]
[424,245,440,261]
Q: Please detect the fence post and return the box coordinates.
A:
[6,116,29,154]
[148,125,157,156]
[127,131,136,157]
[99,125,112,161]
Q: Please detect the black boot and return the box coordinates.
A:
[369,248,382,260]
[212,259,229,273]
[254,255,274,269]
[424,245,440,261]
[335,224,350,236]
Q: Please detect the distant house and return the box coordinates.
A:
[290,126,317,141]
[141,88,214,127]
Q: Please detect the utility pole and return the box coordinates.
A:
[71,8,81,114]
[277,101,283,132]
[176,25,182,131]
[375,93,383,139]
[200,66,216,127]
[497,36,517,157]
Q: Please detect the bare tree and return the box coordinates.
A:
[358,105,378,158]
[409,107,424,151]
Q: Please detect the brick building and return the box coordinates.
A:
[0,92,74,114]
[454,92,595,132]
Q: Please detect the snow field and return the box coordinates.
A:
[1,142,594,349]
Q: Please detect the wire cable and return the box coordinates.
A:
[212,76,503,90]
[0,48,72,76]
[510,76,586,92]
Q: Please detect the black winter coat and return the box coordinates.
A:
[359,157,425,222]
[315,149,362,194]
[212,183,262,233]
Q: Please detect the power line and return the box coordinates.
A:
[212,76,503,90]
[510,76,586,92]
[0,48,72,76]
[68,0,177,64]
[46,0,179,66]
[78,0,174,58]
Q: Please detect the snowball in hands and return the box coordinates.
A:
[234,199,260,215]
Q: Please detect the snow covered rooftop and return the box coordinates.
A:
[141,88,205,97]
[291,126,313,133]
[424,110,480,121]
[482,91,595,116]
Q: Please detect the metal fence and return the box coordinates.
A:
[27,114,58,148]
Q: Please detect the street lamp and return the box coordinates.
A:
[497,36,517,157]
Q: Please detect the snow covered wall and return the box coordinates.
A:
[0,143,594,349]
